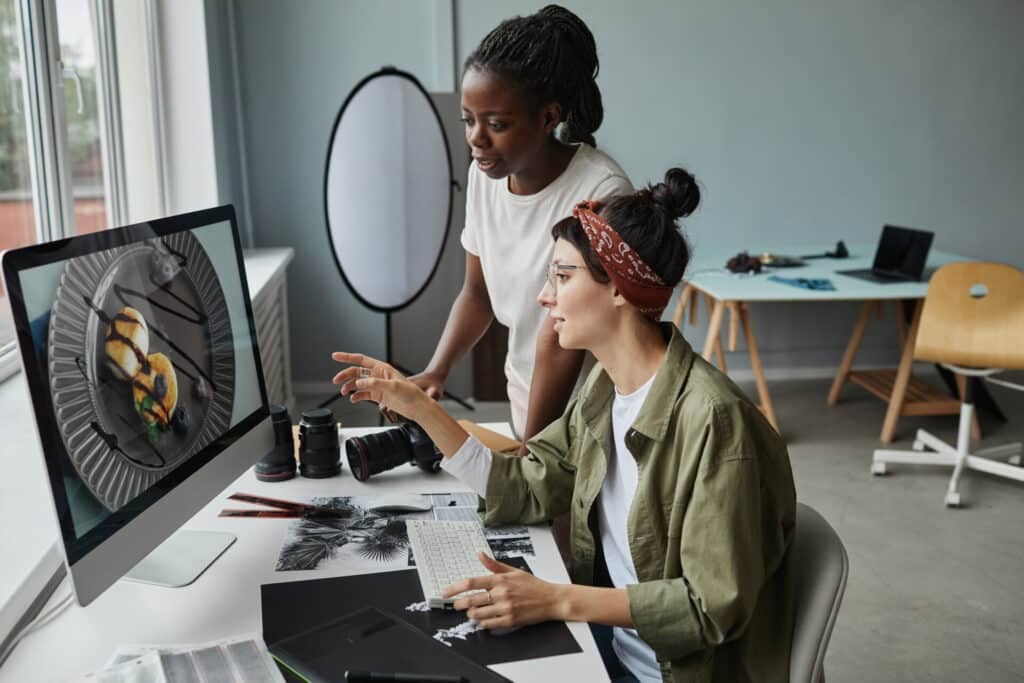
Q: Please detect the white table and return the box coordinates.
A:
[0,424,608,683]
[673,244,972,441]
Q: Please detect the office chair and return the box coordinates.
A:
[789,503,849,683]
[871,262,1024,506]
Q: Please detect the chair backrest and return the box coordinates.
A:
[915,262,1024,370]
[789,503,849,683]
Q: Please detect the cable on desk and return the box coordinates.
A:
[0,573,73,666]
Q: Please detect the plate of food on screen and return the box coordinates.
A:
[47,231,235,511]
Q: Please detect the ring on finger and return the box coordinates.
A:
[358,367,371,379]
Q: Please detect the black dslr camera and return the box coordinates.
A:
[344,421,442,482]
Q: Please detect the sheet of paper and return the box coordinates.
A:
[276,494,535,572]
[85,634,283,683]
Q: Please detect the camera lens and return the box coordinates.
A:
[345,428,413,482]
[298,407,341,478]
[255,404,297,482]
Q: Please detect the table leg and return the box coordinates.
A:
[894,300,908,347]
[738,303,779,433]
[703,294,727,371]
[672,283,694,328]
[827,300,877,406]
[727,302,740,351]
[702,297,726,364]
[880,301,922,443]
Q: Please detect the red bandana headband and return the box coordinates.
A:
[572,200,674,320]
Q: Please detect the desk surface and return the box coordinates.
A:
[0,424,607,683]
[686,244,970,302]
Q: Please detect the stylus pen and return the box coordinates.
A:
[344,671,467,683]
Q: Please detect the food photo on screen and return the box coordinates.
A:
[21,229,239,536]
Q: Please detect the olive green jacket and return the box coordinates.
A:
[482,323,796,682]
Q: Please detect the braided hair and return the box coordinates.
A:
[464,5,603,147]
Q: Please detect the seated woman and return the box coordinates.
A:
[331,168,796,683]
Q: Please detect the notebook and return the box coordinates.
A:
[837,224,933,283]
[270,607,510,683]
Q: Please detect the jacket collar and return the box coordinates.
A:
[579,322,696,443]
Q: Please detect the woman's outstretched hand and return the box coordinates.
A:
[331,352,427,422]
[442,553,567,629]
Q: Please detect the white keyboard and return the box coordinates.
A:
[406,519,492,609]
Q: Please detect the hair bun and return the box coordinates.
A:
[649,167,700,219]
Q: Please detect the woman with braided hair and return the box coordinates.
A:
[406,5,633,445]
[332,169,797,683]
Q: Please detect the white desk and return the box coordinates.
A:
[0,424,608,683]
[674,244,971,440]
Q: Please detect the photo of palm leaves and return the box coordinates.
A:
[276,496,425,572]
[274,495,535,572]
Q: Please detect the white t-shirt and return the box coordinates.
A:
[440,370,662,682]
[461,143,632,437]
[601,373,662,683]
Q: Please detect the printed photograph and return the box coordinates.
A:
[276,495,535,572]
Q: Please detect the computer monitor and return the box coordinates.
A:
[1,205,273,606]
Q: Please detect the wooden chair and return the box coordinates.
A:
[871,262,1024,506]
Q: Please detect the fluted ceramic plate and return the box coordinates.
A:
[48,232,235,511]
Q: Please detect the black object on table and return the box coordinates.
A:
[270,606,503,683]
[262,559,581,682]
[801,240,849,259]
[346,669,468,682]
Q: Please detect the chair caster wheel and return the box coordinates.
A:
[944,491,961,507]
[1009,454,1022,467]
[912,440,925,452]
[871,462,887,476]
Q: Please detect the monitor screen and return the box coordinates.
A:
[3,206,268,569]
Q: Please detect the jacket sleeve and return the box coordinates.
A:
[481,398,579,526]
[626,400,794,661]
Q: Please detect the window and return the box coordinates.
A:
[0,0,39,378]
[0,0,155,382]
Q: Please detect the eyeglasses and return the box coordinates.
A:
[546,263,583,292]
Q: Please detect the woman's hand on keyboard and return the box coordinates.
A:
[331,352,423,421]
[442,552,568,629]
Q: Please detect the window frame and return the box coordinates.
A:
[0,0,139,383]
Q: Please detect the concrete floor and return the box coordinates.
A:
[305,372,1024,682]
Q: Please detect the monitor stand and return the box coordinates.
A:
[125,530,236,588]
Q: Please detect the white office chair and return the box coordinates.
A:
[871,262,1024,507]
[789,503,849,683]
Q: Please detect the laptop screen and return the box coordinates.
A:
[872,225,934,280]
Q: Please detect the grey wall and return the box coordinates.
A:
[457,0,1024,373]
[218,0,1024,391]
[225,0,471,408]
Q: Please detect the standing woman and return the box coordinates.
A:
[408,5,633,441]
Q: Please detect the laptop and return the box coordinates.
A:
[838,225,934,283]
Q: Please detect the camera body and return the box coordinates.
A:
[345,421,442,482]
